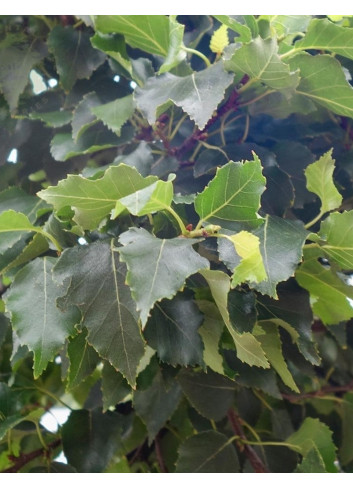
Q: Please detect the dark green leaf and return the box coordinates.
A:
[228,289,257,334]
[318,210,353,269]
[91,95,134,135]
[135,62,234,130]
[72,92,101,141]
[4,257,80,377]
[178,369,236,421]
[48,26,106,90]
[134,368,182,443]
[101,362,131,412]
[176,431,240,472]
[62,409,124,472]
[118,228,209,326]
[53,240,145,386]
[144,295,204,366]
[66,329,101,390]
[197,301,225,375]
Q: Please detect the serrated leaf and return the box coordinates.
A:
[115,175,174,219]
[295,246,353,325]
[254,323,299,392]
[178,370,236,421]
[0,35,47,111]
[72,92,101,141]
[0,210,46,255]
[293,18,353,60]
[176,431,240,473]
[135,62,234,130]
[48,25,105,90]
[53,240,145,386]
[4,257,79,378]
[228,289,257,334]
[95,15,170,57]
[253,216,309,298]
[195,157,266,231]
[288,53,353,118]
[90,32,132,76]
[159,16,186,74]
[90,95,134,135]
[295,446,326,473]
[66,329,101,390]
[118,228,209,326]
[197,301,225,375]
[101,362,130,412]
[228,231,267,287]
[305,149,342,215]
[286,417,337,472]
[134,368,182,443]
[210,25,229,54]
[144,295,204,366]
[38,164,157,230]
[0,187,48,222]
[225,37,299,90]
[0,233,49,275]
[213,15,251,43]
[27,109,72,128]
[200,269,269,368]
[62,409,124,472]
[319,210,353,269]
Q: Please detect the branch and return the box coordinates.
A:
[282,380,353,402]
[227,408,269,473]
[154,434,168,473]
[2,439,61,473]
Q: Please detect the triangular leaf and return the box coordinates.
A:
[66,329,101,390]
[228,231,267,287]
[319,210,353,270]
[91,95,134,135]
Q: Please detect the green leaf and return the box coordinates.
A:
[48,25,106,90]
[91,95,134,135]
[288,53,353,118]
[90,32,132,76]
[118,228,209,326]
[200,269,269,368]
[144,295,204,366]
[293,18,353,60]
[0,383,23,440]
[66,329,101,390]
[27,110,73,128]
[134,368,182,443]
[72,92,101,141]
[295,446,326,473]
[176,431,240,473]
[101,362,130,412]
[319,210,353,269]
[0,35,47,111]
[95,15,170,57]
[135,62,234,130]
[339,393,353,465]
[228,289,257,334]
[286,417,337,472]
[261,15,312,37]
[253,216,309,298]
[4,257,80,378]
[197,301,225,375]
[0,233,49,275]
[114,175,174,219]
[0,210,42,254]
[195,157,266,231]
[0,187,48,222]
[178,370,236,421]
[305,149,342,215]
[62,409,125,472]
[159,16,186,74]
[295,246,353,325]
[53,240,145,386]
[228,231,267,287]
[225,37,299,90]
[213,15,252,43]
[38,164,157,230]
[254,323,299,392]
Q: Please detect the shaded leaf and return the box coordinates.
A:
[72,92,101,141]
[339,393,353,466]
[62,409,124,472]
[195,157,266,231]
[48,25,106,90]
[253,216,309,298]
[200,269,269,368]
[295,446,326,473]
[91,95,134,135]
[101,362,131,412]
[176,431,240,472]
[144,295,204,366]
[90,32,132,76]
[53,240,145,386]
[159,16,186,74]
[197,301,225,375]
[213,15,252,43]
[286,417,337,472]
[225,37,299,90]
[0,210,42,254]
[178,369,236,421]
[134,368,182,443]
[66,329,101,390]
[4,257,79,377]
[295,246,353,325]
[228,289,257,334]
[38,164,157,230]
[135,62,234,130]
[288,53,353,118]
[305,149,342,215]
[118,228,209,326]
[0,233,49,275]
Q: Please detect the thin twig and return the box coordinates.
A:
[154,434,168,473]
[2,439,61,473]
[227,408,269,473]
[282,380,353,402]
